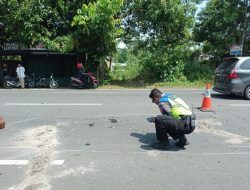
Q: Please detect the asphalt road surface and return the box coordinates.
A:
[0,88,250,190]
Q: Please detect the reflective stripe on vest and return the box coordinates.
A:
[160,94,192,119]
[168,98,192,119]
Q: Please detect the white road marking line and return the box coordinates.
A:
[51,160,65,165]
[5,103,103,106]
[0,89,52,91]
[52,90,203,94]
[97,113,155,117]
[0,146,35,149]
[0,160,28,165]
[53,92,117,94]
[0,160,65,166]
[44,114,156,118]
[54,150,250,156]
[230,104,250,107]
[230,145,250,148]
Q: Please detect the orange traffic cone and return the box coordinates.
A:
[198,83,213,112]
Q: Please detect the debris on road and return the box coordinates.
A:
[0,116,5,129]
[89,123,95,127]
[109,118,118,123]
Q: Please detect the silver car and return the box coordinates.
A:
[213,56,250,100]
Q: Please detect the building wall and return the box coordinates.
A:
[22,53,78,87]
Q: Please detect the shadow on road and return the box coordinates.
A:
[130,132,184,151]
[211,93,245,100]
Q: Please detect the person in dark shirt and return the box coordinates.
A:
[76,62,89,84]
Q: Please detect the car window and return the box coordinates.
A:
[217,58,239,70]
[240,59,250,70]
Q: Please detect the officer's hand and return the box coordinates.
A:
[146,117,155,123]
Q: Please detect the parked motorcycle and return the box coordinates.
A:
[71,72,98,89]
[25,74,36,88]
[3,76,21,88]
[36,73,59,89]
[3,75,36,89]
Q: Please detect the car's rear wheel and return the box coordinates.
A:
[244,86,250,100]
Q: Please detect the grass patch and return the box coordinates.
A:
[103,59,215,89]
[99,79,213,89]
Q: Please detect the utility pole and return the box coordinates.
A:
[241,0,249,56]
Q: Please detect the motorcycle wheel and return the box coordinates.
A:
[28,81,35,88]
[3,81,12,89]
[49,81,58,89]
[92,82,98,89]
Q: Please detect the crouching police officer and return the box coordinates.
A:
[148,88,196,150]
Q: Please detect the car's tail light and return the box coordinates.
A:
[226,68,239,79]
[223,58,232,61]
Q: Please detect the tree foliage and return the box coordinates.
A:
[72,0,124,59]
[194,0,250,59]
[120,0,197,81]
[2,0,248,83]
[0,0,96,52]
[1,0,124,55]
[0,0,71,51]
[123,0,197,47]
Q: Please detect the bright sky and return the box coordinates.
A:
[117,41,126,49]
[196,0,208,14]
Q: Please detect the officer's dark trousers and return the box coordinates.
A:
[154,115,186,143]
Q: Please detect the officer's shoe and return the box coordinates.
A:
[151,141,170,150]
[175,136,190,148]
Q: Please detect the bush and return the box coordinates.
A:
[184,61,214,82]
[110,54,143,81]
[109,46,214,84]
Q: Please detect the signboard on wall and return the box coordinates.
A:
[230,45,243,56]
[0,43,26,51]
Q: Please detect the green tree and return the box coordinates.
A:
[194,0,249,60]
[0,0,19,43]
[120,0,198,81]
[114,48,128,63]
[0,0,89,52]
[72,0,124,59]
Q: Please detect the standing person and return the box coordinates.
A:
[16,63,25,88]
[148,88,195,150]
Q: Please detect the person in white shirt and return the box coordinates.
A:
[16,63,25,88]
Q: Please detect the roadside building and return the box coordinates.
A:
[0,43,80,87]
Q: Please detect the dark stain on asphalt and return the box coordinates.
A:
[85,143,91,146]
[109,118,118,123]
[89,123,95,127]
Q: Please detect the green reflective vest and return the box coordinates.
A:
[159,94,192,119]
